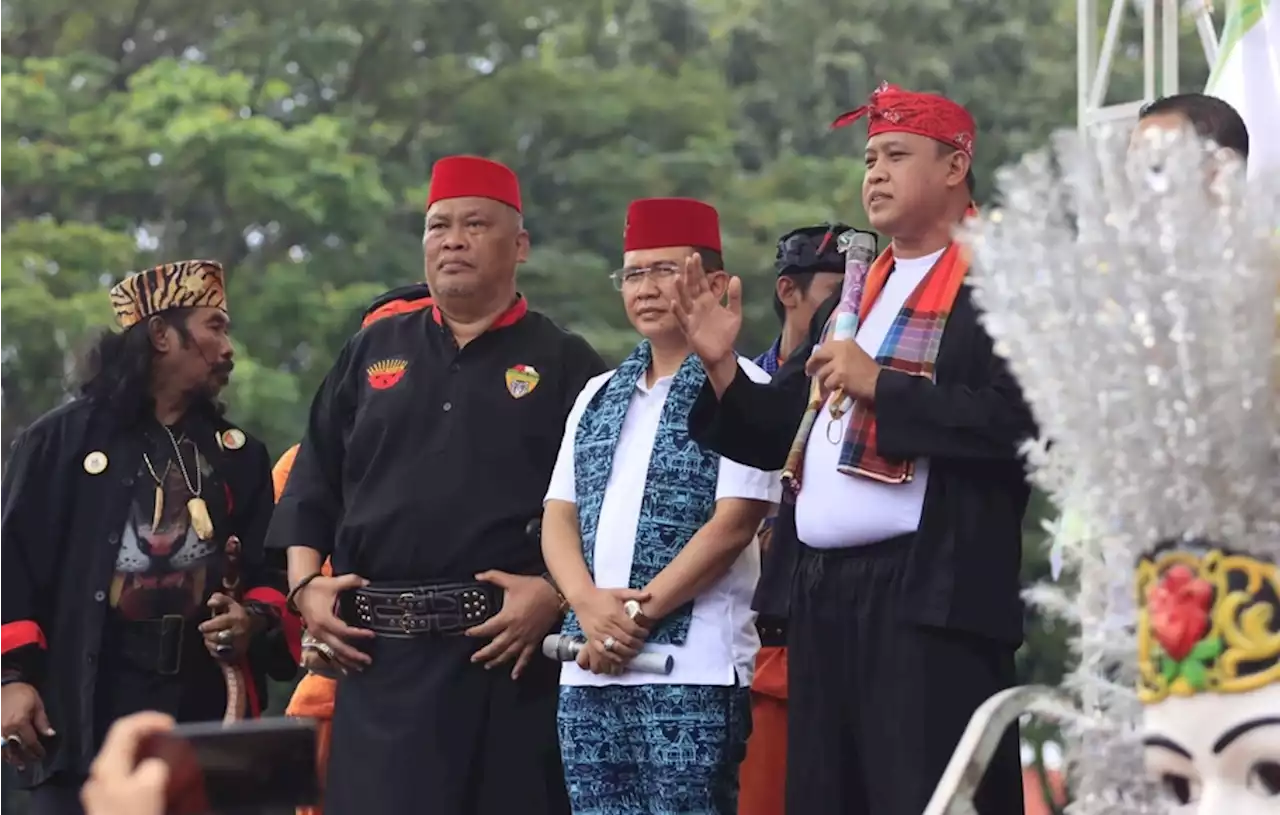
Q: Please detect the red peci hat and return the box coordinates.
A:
[831,81,976,158]
[426,156,522,212]
[623,198,722,254]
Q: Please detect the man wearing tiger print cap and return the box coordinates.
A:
[1,260,298,815]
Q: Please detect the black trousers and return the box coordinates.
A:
[785,539,1024,815]
[325,635,570,815]
[28,776,84,815]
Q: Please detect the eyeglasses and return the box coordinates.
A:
[609,262,682,291]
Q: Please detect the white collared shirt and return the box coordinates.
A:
[545,357,781,687]
[794,249,942,548]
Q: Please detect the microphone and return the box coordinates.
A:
[827,230,878,416]
[541,635,674,676]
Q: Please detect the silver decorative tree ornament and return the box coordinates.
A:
[924,124,1279,815]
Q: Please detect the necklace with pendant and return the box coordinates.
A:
[143,426,214,541]
[141,456,173,531]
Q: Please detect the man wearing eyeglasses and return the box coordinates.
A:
[541,197,779,815]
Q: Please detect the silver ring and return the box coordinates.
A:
[217,629,233,643]
[314,642,336,661]
[2,735,22,749]
[603,636,617,652]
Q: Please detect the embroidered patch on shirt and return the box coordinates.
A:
[367,358,408,390]
[505,365,540,398]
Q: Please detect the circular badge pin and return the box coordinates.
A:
[83,451,109,475]
[221,429,246,450]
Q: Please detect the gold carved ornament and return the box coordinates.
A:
[1135,548,1280,703]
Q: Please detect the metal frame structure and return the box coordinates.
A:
[1077,0,1223,133]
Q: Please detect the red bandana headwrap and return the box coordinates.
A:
[426,155,522,212]
[623,198,722,254]
[831,82,976,157]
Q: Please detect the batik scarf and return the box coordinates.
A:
[784,240,969,487]
[561,341,720,645]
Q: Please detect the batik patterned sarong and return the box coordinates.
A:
[558,684,752,815]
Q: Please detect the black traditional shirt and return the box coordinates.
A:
[691,287,1037,645]
[0,402,292,786]
[268,298,607,582]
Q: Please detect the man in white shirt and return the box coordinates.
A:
[541,197,779,815]
[671,84,1036,815]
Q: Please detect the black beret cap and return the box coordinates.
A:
[774,224,876,276]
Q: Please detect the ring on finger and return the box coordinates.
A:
[603,636,617,652]
[217,629,233,643]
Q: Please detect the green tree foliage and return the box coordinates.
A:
[1,1,1214,807]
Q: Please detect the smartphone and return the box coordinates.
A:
[137,717,320,815]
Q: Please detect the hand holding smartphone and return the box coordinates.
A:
[136,717,320,815]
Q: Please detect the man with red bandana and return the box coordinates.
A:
[672,84,1034,814]
[267,156,605,815]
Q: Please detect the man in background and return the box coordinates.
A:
[752,225,850,377]
[1135,92,1250,161]
[739,223,873,815]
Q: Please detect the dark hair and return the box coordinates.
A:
[1140,93,1249,159]
[74,308,221,425]
[772,272,817,323]
[693,247,725,273]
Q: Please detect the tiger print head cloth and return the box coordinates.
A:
[109,260,228,329]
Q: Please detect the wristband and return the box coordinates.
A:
[286,572,324,615]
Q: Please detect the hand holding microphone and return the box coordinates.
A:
[542,590,675,676]
[825,230,878,416]
[541,635,674,676]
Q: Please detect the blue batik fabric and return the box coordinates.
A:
[751,337,782,378]
[560,340,719,645]
[558,684,752,815]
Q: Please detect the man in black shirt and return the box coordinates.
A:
[269,155,606,815]
[1,260,294,815]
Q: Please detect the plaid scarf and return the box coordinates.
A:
[783,240,969,488]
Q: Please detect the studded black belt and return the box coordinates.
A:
[342,581,503,638]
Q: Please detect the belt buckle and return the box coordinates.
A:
[397,592,417,634]
[157,614,184,676]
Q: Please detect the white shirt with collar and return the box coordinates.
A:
[795,248,944,549]
[545,356,781,688]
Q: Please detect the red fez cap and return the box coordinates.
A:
[426,155,522,213]
[831,82,976,157]
[623,198,722,254]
